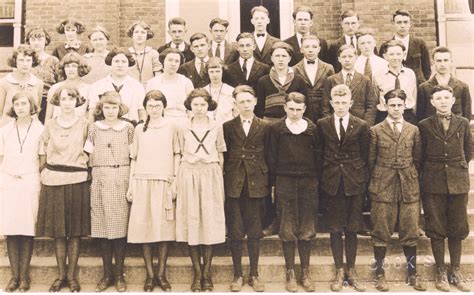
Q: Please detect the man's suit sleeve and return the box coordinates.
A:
[412,127,422,171]
[461,84,472,120]
[360,122,370,164]
[368,127,378,173]
[416,84,428,121]
[364,78,377,126]
[322,78,333,118]
[419,39,431,81]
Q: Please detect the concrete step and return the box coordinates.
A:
[1,255,474,285]
[2,232,474,258]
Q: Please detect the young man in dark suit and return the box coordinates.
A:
[292,34,334,124]
[223,33,270,92]
[317,84,369,292]
[417,46,471,121]
[157,17,194,63]
[208,18,239,65]
[419,85,471,292]
[368,89,426,292]
[322,45,377,126]
[223,85,269,292]
[327,10,360,73]
[178,33,210,88]
[250,5,280,66]
[284,6,330,66]
[379,9,431,84]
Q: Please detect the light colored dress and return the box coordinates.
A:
[0,73,44,127]
[82,51,112,85]
[0,119,44,236]
[204,83,236,124]
[84,120,134,239]
[47,81,89,119]
[128,46,163,86]
[146,73,194,125]
[175,118,226,246]
[127,119,180,243]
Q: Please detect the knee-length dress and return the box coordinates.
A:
[84,120,134,239]
[175,118,226,246]
[127,119,180,243]
[0,119,44,236]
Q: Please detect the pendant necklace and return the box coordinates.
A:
[15,118,33,153]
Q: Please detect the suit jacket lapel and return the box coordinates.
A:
[350,72,363,90]
[261,36,273,59]
[313,60,326,88]
[398,121,411,143]
[232,117,246,141]
[445,115,462,140]
[294,61,311,85]
[430,116,446,140]
[329,115,339,142]
[248,61,260,82]
[382,119,399,142]
[246,117,261,142]
[335,72,344,85]
[342,115,356,145]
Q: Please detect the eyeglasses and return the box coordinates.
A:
[147,105,163,110]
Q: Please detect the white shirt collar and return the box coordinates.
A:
[285,118,308,134]
[386,116,404,126]
[254,32,267,38]
[5,73,41,86]
[395,34,410,42]
[344,34,356,45]
[334,113,350,124]
[170,42,186,51]
[342,69,356,78]
[196,56,210,63]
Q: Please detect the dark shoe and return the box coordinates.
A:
[68,279,81,293]
[262,223,277,236]
[300,268,315,292]
[374,274,389,292]
[330,268,344,292]
[449,267,470,292]
[286,269,298,292]
[49,279,67,292]
[95,277,114,292]
[248,275,265,292]
[202,276,214,292]
[347,268,366,292]
[115,275,127,292]
[230,276,243,292]
[435,268,450,292]
[143,277,154,292]
[4,278,19,292]
[407,274,427,291]
[191,275,202,292]
[155,275,171,291]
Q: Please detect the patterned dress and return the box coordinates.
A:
[84,120,134,239]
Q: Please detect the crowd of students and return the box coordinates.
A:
[0,4,472,293]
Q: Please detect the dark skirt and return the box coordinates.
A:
[36,181,91,238]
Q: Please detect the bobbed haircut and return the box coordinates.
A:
[250,5,269,17]
[341,10,359,21]
[232,85,256,99]
[93,91,129,121]
[337,44,357,56]
[26,27,51,46]
[432,46,452,59]
[184,88,217,111]
[8,45,40,68]
[105,47,136,66]
[189,33,208,45]
[49,85,86,107]
[392,9,411,21]
[88,25,110,40]
[168,17,186,28]
[270,41,294,57]
[384,89,407,103]
[159,47,184,66]
[7,91,40,118]
[292,6,313,20]
[331,84,352,100]
[209,18,229,29]
[57,52,91,79]
[144,89,168,109]
[236,32,256,43]
[286,92,306,104]
[431,85,454,96]
[127,21,154,40]
[56,18,86,34]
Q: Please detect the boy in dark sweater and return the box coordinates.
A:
[267,92,319,292]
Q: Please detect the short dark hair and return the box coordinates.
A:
[26,27,51,46]
[184,88,217,111]
[384,89,407,103]
[330,84,352,99]
[93,91,129,121]
[341,10,359,21]
[56,18,86,34]
[236,32,255,43]
[392,9,411,21]
[431,85,454,96]
[6,92,39,118]
[168,17,186,28]
[8,45,40,68]
[189,33,208,45]
[88,25,110,40]
[233,85,256,99]
[159,47,184,66]
[337,44,357,56]
[209,18,229,29]
[50,85,86,107]
[250,6,269,17]
[432,46,452,59]
[142,90,168,131]
[270,41,294,57]
[292,6,313,20]
[383,40,406,53]
[286,92,306,104]
[105,47,136,66]
[127,21,154,40]
[355,27,376,39]
[57,52,90,79]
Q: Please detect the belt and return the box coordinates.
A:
[376,161,411,169]
[46,163,89,172]
[324,152,360,160]
[426,156,464,163]
[93,164,130,168]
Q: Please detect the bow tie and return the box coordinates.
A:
[438,114,452,120]
[256,33,265,37]
[242,119,252,124]
[64,42,81,50]
[306,60,315,65]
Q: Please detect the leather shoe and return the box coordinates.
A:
[191,275,201,292]
[286,269,298,292]
[202,276,214,292]
[230,276,243,292]
[155,275,171,291]
[49,278,67,292]
[330,268,344,292]
[262,222,277,236]
[407,274,426,291]
[449,267,470,292]
[115,275,127,292]
[95,277,114,292]
[435,268,450,292]
[67,279,81,293]
[143,277,154,292]
[347,268,365,292]
[248,275,265,292]
[5,278,19,292]
[375,274,389,292]
[301,268,315,292]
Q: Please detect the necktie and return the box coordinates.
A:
[307,60,315,65]
[256,33,265,37]
[350,36,356,48]
[345,73,352,86]
[339,117,346,144]
[389,71,401,89]
[198,59,206,77]
[392,121,400,139]
[112,83,123,93]
[364,57,372,80]
[438,114,451,133]
[242,59,248,80]
[215,43,221,58]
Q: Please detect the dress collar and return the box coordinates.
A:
[95,120,129,131]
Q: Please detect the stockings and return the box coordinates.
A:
[99,238,127,278]
[6,236,34,280]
